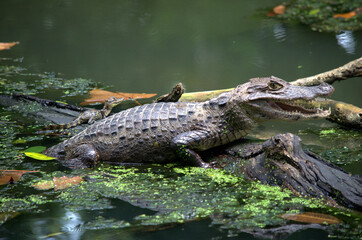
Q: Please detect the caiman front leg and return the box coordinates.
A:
[64,143,99,169]
[172,130,217,168]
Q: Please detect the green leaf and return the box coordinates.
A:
[24,152,55,161]
[24,146,46,153]
[309,9,319,15]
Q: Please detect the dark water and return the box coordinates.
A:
[0,1,361,239]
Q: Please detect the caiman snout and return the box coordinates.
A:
[316,82,334,96]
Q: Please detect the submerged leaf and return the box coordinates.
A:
[0,170,39,185]
[24,152,55,161]
[80,88,156,105]
[280,212,341,224]
[0,42,19,51]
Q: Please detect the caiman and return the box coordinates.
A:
[42,96,124,131]
[44,76,334,169]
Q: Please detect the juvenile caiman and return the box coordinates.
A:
[42,96,124,131]
[44,76,334,169]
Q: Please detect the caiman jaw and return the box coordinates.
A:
[267,99,331,118]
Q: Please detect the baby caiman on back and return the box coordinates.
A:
[45,77,334,168]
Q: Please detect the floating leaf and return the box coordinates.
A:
[333,7,362,19]
[0,42,19,51]
[333,11,356,19]
[24,146,46,153]
[32,176,84,191]
[24,152,55,161]
[280,212,341,224]
[32,180,55,190]
[0,170,39,185]
[80,88,156,106]
[273,5,286,15]
[54,176,84,190]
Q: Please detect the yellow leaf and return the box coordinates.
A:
[24,152,56,161]
[280,212,341,224]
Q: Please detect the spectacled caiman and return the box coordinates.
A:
[42,96,124,131]
[44,76,334,169]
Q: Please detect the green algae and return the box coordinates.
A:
[48,165,354,234]
[0,65,96,98]
[300,127,361,166]
[0,195,52,214]
[0,163,360,238]
[275,0,362,32]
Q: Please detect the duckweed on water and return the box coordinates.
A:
[301,127,361,166]
[1,164,360,237]
[54,166,354,232]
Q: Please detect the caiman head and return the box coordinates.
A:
[232,76,334,122]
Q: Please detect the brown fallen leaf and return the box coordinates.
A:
[268,5,286,17]
[0,42,19,51]
[32,180,55,190]
[53,176,84,190]
[280,212,341,224]
[80,88,156,106]
[273,5,286,15]
[0,170,39,185]
[334,11,356,19]
[334,7,362,19]
[32,176,84,191]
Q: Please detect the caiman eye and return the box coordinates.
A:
[268,81,283,91]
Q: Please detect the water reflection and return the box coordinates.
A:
[336,31,356,54]
[273,23,286,42]
[61,210,84,240]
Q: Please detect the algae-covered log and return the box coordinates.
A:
[224,133,362,210]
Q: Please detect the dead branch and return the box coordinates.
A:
[291,57,362,86]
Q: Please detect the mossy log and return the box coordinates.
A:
[222,133,362,210]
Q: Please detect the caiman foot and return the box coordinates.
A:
[64,144,99,169]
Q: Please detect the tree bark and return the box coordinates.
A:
[291,57,362,86]
[223,133,362,210]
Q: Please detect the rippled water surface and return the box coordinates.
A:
[0,1,361,239]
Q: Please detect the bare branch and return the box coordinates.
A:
[291,57,362,86]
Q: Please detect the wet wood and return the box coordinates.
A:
[291,57,362,86]
[224,133,362,210]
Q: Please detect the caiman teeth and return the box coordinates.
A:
[268,100,329,116]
